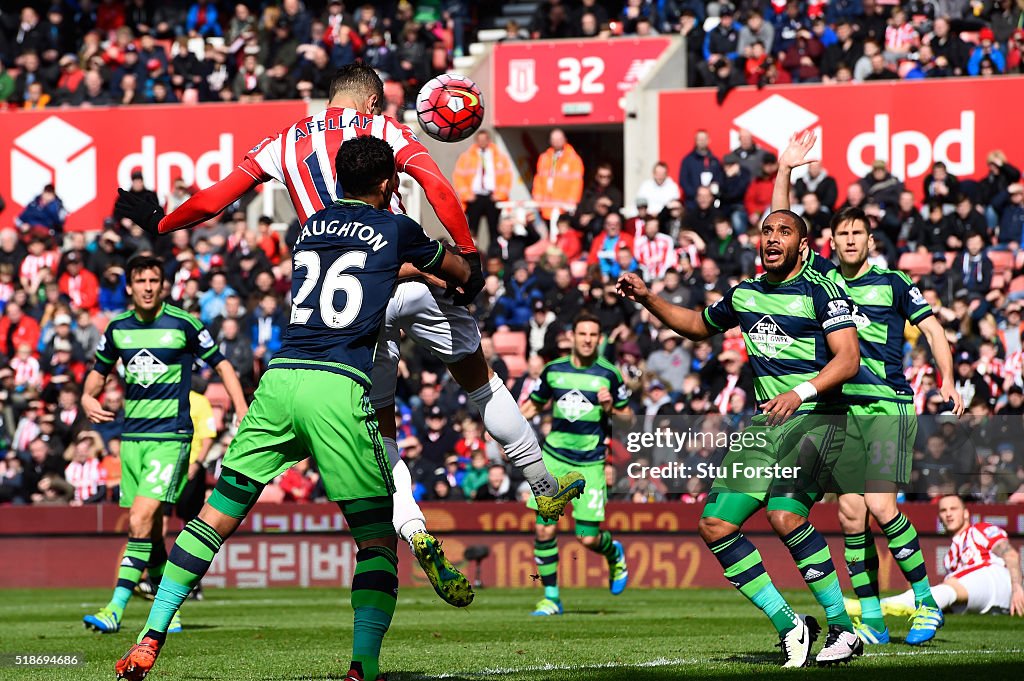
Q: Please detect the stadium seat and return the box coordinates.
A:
[492,330,526,357]
[1009,275,1024,293]
[205,382,231,413]
[524,238,552,264]
[989,250,1014,276]
[897,252,932,277]
[992,274,1006,290]
[502,354,528,380]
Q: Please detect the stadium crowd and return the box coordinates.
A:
[3,0,1023,110]
[0,0,1023,510]
[2,120,1024,509]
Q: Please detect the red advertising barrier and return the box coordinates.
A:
[657,77,1024,197]
[1,502,1020,589]
[0,101,307,232]
[493,37,672,127]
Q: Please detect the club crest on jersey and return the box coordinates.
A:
[557,389,595,423]
[749,315,795,359]
[126,349,168,388]
[851,304,871,330]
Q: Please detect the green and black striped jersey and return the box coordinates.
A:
[702,261,885,414]
[529,356,630,464]
[817,260,933,403]
[93,304,225,441]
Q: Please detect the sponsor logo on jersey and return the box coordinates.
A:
[557,389,595,423]
[749,315,795,358]
[126,349,169,388]
[851,304,871,330]
[909,286,926,306]
[822,299,853,330]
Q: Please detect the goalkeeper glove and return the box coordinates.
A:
[115,188,164,237]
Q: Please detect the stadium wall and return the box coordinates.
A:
[630,76,1024,208]
[3,503,1020,591]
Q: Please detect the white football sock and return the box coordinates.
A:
[467,374,557,496]
[384,436,427,544]
[930,583,957,610]
[882,588,918,611]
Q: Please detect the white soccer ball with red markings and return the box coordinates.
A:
[416,74,485,143]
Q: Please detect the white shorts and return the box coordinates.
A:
[368,280,482,408]
[949,564,1013,614]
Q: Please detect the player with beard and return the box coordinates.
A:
[618,209,867,666]
[773,132,964,646]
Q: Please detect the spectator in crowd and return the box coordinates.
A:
[953,194,990,242]
[474,463,515,502]
[821,20,863,80]
[860,160,904,208]
[994,182,1024,246]
[493,262,542,332]
[15,185,67,239]
[488,216,538,265]
[952,232,994,298]
[453,130,512,241]
[719,153,752,233]
[0,302,41,358]
[744,153,779,226]
[794,160,835,210]
[729,129,767,181]
[634,218,678,281]
[635,162,682,217]
[578,163,624,226]
[923,161,960,208]
[968,28,1007,76]
[588,212,634,280]
[679,130,724,209]
[531,128,584,222]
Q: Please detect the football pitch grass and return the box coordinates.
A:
[1,587,1020,681]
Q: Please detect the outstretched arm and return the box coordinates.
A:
[772,131,817,213]
[616,272,712,341]
[159,168,261,233]
[403,152,478,255]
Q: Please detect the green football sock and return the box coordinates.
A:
[350,546,399,681]
[708,531,797,635]
[844,530,884,629]
[109,538,153,617]
[784,521,853,632]
[140,518,224,643]
[881,512,937,608]
[534,537,559,601]
[591,530,619,562]
[148,538,168,586]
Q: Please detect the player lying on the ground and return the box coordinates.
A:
[520,312,632,616]
[115,64,585,608]
[617,209,869,667]
[82,255,247,636]
[773,131,964,646]
[115,136,471,681]
[848,494,1024,618]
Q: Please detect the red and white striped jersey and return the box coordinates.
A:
[634,234,679,280]
[944,521,1008,577]
[10,355,41,388]
[237,107,475,253]
[19,251,60,287]
[65,458,106,502]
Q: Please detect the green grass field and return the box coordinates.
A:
[0,587,1019,681]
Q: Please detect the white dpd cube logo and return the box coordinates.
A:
[729,95,822,180]
[11,117,97,213]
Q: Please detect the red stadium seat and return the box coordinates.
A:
[492,330,526,357]
[992,274,1006,290]
[897,252,932,277]
[1009,275,1024,293]
[989,250,1014,276]
[524,239,552,264]
[205,382,231,413]
[503,354,528,381]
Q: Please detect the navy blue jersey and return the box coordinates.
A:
[94,304,225,441]
[702,263,884,414]
[277,199,443,385]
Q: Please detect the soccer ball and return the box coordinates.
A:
[416,74,485,143]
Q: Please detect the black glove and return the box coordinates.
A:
[452,253,484,306]
[115,188,164,237]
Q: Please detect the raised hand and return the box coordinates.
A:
[778,131,818,170]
